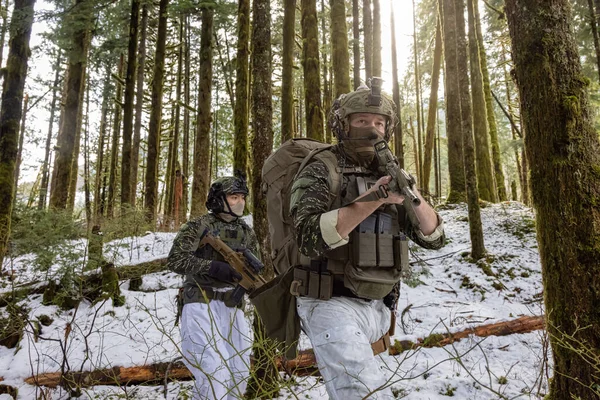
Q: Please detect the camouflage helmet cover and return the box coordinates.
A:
[329,80,398,141]
[206,172,248,214]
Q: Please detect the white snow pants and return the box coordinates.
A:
[180,301,252,400]
[296,296,395,400]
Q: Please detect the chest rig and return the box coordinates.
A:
[195,221,246,262]
[292,167,409,301]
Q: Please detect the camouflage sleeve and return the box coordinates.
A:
[290,160,333,258]
[244,224,262,261]
[397,205,445,250]
[167,218,212,276]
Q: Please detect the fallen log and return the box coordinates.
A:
[0,258,168,307]
[25,315,545,387]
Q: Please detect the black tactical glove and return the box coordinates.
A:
[207,260,242,283]
[383,283,400,309]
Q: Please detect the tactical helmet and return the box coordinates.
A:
[206,171,249,214]
[329,78,398,142]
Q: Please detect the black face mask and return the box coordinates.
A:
[342,126,382,166]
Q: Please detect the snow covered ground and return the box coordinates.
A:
[0,202,550,399]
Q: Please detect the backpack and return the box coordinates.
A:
[261,138,341,275]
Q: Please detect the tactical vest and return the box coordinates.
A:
[293,168,409,301]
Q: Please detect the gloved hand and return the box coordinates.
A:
[383,284,400,309]
[207,260,242,283]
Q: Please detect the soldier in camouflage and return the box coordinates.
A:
[290,82,445,399]
[168,174,258,400]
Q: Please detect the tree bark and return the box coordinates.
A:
[13,94,29,201]
[144,0,169,225]
[474,0,507,202]
[49,0,93,210]
[0,0,35,268]
[467,0,496,203]
[440,0,466,203]
[330,0,351,97]
[390,2,403,166]
[189,6,213,218]
[0,0,9,69]
[93,66,112,221]
[180,14,190,224]
[362,0,372,82]
[281,0,296,142]
[454,0,485,259]
[371,0,381,77]
[422,17,442,191]
[233,0,250,174]
[107,55,124,219]
[320,0,331,143]
[505,2,600,397]
[67,60,88,213]
[412,0,423,184]
[131,3,148,208]
[301,0,324,141]
[352,0,360,89]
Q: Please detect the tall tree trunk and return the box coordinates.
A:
[246,0,279,394]
[506,1,600,398]
[440,0,465,203]
[180,14,190,223]
[412,0,423,184]
[331,0,350,97]
[93,66,111,222]
[13,94,29,200]
[0,0,9,68]
[301,0,324,141]
[475,0,506,201]
[362,0,372,82]
[233,0,250,174]
[107,55,124,219]
[454,0,485,259]
[0,0,35,268]
[131,3,148,207]
[67,60,88,212]
[83,78,91,226]
[352,0,360,89]
[467,0,496,202]
[371,0,381,77]
[390,1,403,166]
[39,49,62,210]
[281,0,296,142]
[189,6,213,218]
[422,16,442,191]
[588,0,600,83]
[49,0,93,210]
[320,0,331,143]
[144,0,168,225]
[121,0,140,209]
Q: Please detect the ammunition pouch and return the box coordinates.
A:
[290,260,333,300]
[249,267,300,360]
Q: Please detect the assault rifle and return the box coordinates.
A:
[200,230,267,303]
[373,139,422,231]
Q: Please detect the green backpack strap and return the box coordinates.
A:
[295,146,341,201]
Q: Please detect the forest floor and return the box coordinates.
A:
[0,201,550,399]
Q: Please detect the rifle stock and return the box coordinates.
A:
[200,233,266,293]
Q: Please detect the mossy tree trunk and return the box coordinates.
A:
[181,14,190,223]
[352,0,361,89]
[120,0,140,209]
[281,0,296,142]
[331,0,351,97]
[301,0,324,141]
[588,0,600,83]
[107,55,124,219]
[246,0,279,395]
[49,0,93,210]
[391,2,403,166]
[467,0,496,203]
[422,16,442,191]
[14,94,29,201]
[454,0,485,260]
[0,0,8,68]
[411,0,423,184]
[67,61,88,213]
[0,0,35,268]
[362,0,372,82]
[475,0,507,201]
[144,0,169,225]
[233,0,250,173]
[506,1,600,398]
[190,6,213,218]
[93,66,112,222]
[371,0,381,77]
[131,3,148,207]
[39,49,62,211]
[320,0,332,143]
[439,0,466,203]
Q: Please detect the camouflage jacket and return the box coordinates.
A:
[290,145,445,259]
[167,213,259,301]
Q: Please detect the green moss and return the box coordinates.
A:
[422,333,445,347]
[497,376,508,384]
[492,281,504,291]
[440,384,456,396]
[392,339,415,354]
